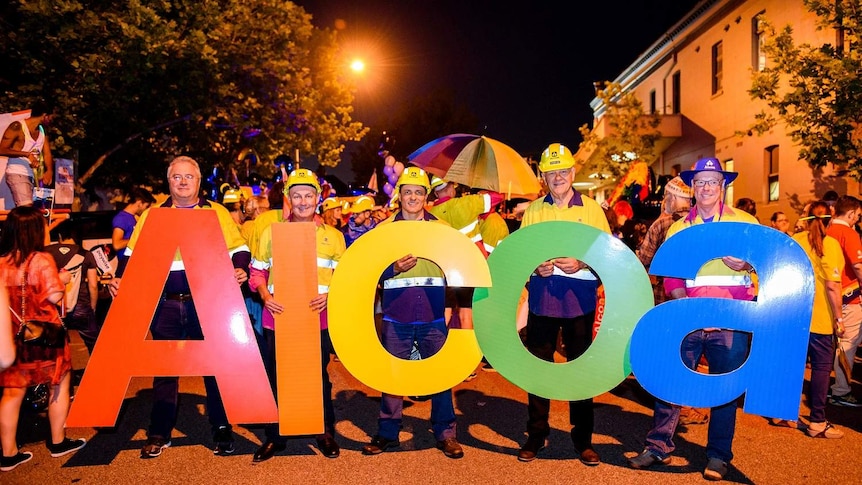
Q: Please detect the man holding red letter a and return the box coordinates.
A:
[111,156,250,459]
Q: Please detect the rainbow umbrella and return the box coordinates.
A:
[408,134,541,199]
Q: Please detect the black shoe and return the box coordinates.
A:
[47,437,87,458]
[517,435,546,462]
[0,452,33,472]
[315,436,340,458]
[212,426,235,456]
[253,441,286,463]
[436,437,464,459]
[141,436,171,459]
[362,435,400,455]
[575,446,601,466]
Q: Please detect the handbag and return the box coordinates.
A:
[10,255,67,348]
[23,383,50,412]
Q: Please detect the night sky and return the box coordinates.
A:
[296,0,703,176]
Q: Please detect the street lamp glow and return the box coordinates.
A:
[350,58,366,73]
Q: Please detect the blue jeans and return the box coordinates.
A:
[377,320,456,441]
[644,330,749,463]
[148,299,229,439]
[807,333,832,423]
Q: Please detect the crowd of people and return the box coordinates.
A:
[0,142,858,481]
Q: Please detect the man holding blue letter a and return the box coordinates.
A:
[628,158,757,481]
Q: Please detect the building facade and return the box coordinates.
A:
[576,0,851,225]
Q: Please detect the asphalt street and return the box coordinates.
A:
[6,334,862,485]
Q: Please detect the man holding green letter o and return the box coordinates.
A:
[516,143,611,465]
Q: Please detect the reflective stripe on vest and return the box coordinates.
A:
[685,274,752,288]
[459,220,478,235]
[318,257,337,269]
[255,256,337,271]
[383,276,446,289]
[550,266,597,281]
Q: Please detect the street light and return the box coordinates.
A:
[350,58,366,74]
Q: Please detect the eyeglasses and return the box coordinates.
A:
[544,169,573,180]
[692,179,721,188]
[170,174,197,182]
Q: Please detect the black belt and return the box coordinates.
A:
[163,293,193,302]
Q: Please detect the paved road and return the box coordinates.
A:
[7,335,862,485]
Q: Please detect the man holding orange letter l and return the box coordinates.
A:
[248,169,346,461]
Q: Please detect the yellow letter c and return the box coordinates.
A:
[328,221,489,396]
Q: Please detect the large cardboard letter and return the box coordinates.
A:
[67,209,277,427]
[473,221,653,400]
[630,223,812,420]
[271,222,323,435]
[328,221,489,396]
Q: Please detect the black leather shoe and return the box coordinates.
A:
[362,435,400,455]
[252,441,286,463]
[436,437,464,459]
[517,435,546,462]
[316,436,340,458]
[576,446,601,466]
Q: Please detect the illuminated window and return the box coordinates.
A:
[766,145,779,202]
[752,12,767,71]
[724,159,735,203]
[712,41,723,95]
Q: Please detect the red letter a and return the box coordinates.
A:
[66,209,277,427]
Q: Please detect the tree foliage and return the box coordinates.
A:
[747,0,862,178]
[0,0,366,192]
[576,82,662,179]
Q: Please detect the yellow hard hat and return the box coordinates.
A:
[219,183,243,204]
[222,189,242,204]
[395,166,431,193]
[321,197,341,212]
[430,175,449,192]
[284,168,321,193]
[538,143,576,172]
[349,195,374,214]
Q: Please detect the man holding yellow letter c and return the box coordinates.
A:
[361,167,465,459]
